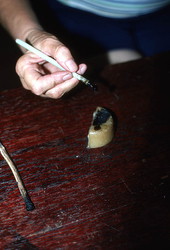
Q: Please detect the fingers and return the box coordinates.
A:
[42,78,78,98]
[43,64,87,98]
[16,30,87,99]
[28,32,78,72]
[16,53,87,99]
[45,40,78,72]
[77,64,87,75]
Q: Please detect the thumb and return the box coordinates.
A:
[52,43,78,72]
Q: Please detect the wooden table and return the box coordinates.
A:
[0,53,170,249]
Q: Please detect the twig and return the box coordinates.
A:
[0,142,35,211]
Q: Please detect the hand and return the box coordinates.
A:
[16,30,87,98]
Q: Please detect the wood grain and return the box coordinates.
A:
[0,53,170,249]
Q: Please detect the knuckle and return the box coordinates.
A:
[15,54,31,76]
[38,36,60,51]
[55,44,70,56]
[41,37,55,46]
[32,84,42,96]
[15,56,24,75]
[51,88,64,99]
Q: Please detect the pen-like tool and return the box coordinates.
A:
[16,39,97,91]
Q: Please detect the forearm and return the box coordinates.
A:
[0,0,43,41]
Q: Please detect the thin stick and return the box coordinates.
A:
[0,142,35,211]
[15,39,97,90]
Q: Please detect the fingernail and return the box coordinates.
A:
[79,65,86,75]
[63,73,72,81]
[65,59,77,71]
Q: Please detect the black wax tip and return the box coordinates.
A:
[93,108,110,126]
[88,82,98,91]
[24,194,35,211]
[93,84,98,92]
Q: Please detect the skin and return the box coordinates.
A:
[0,0,87,98]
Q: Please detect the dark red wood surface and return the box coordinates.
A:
[0,53,170,249]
